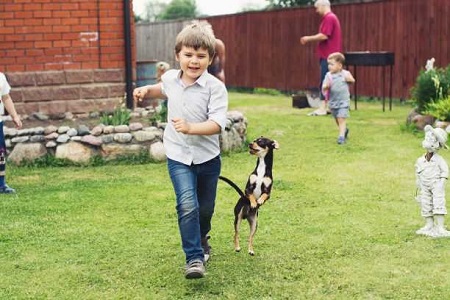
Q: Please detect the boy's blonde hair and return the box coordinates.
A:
[175,20,216,58]
[328,52,345,64]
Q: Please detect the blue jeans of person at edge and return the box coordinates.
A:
[167,155,221,263]
[319,58,328,100]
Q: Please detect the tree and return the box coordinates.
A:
[134,0,167,23]
[159,0,197,20]
[266,0,374,8]
[266,0,314,8]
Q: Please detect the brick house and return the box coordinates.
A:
[0,0,135,117]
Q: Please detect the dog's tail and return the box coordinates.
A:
[219,175,246,199]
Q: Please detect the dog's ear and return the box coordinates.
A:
[272,140,279,150]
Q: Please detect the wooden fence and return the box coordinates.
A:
[135,0,450,100]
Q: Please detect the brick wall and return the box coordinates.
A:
[0,0,135,116]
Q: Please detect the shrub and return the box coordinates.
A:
[411,67,450,114]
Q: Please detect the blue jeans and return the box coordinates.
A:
[167,155,221,263]
[319,58,329,100]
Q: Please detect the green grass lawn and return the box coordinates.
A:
[1,93,450,299]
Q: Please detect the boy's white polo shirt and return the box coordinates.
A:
[161,69,228,165]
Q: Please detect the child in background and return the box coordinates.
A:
[0,72,23,194]
[321,52,355,144]
[133,21,228,279]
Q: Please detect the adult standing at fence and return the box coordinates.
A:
[300,0,342,116]
[208,36,226,83]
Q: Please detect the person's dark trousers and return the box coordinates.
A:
[0,122,7,187]
[319,58,328,100]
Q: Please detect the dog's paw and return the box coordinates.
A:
[235,247,241,252]
[248,250,255,256]
[250,202,258,208]
[257,199,264,205]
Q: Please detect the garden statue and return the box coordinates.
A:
[425,57,435,73]
[415,125,450,237]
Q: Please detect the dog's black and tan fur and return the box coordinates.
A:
[219,136,279,255]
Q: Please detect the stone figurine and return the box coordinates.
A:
[415,125,450,237]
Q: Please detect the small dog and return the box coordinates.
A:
[219,136,279,255]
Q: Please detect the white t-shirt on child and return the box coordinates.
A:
[0,72,11,116]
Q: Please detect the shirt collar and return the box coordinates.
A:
[176,70,208,88]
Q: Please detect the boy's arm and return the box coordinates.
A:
[344,70,355,83]
[321,73,331,94]
[133,82,164,103]
[2,94,22,129]
[171,118,221,135]
[172,82,227,136]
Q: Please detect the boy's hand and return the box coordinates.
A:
[12,116,22,129]
[133,86,147,103]
[171,118,190,134]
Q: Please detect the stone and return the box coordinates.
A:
[8,143,47,165]
[90,125,104,136]
[58,126,70,134]
[46,141,57,148]
[11,136,29,143]
[55,141,96,163]
[31,112,49,121]
[44,125,58,134]
[133,130,156,142]
[30,135,46,143]
[32,127,45,135]
[17,128,33,136]
[412,114,435,131]
[103,125,114,134]
[114,125,130,133]
[101,134,114,144]
[4,127,18,137]
[56,134,70,143]
[129,122,143,131]
[77,125,90,136]
[45,132,59,140]
[149,141,166,162]
[101,143,145,160]
[67,128,78,136]
[113,132,132,143]
[81,135,103,146]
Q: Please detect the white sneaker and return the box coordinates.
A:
[430,226,450,238]
[307,109,327,116]
[416,226,434,236]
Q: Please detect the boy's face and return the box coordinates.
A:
[176,46,212,84]
[327,58,342,74]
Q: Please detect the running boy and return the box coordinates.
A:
[0,72,23,193]
[321,52,355,144]
[133,21,228,279]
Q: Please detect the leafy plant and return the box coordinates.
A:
[149,100,167,125]
[411,67,450,114]
[424,95,450,121]
[100,99,131,126]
